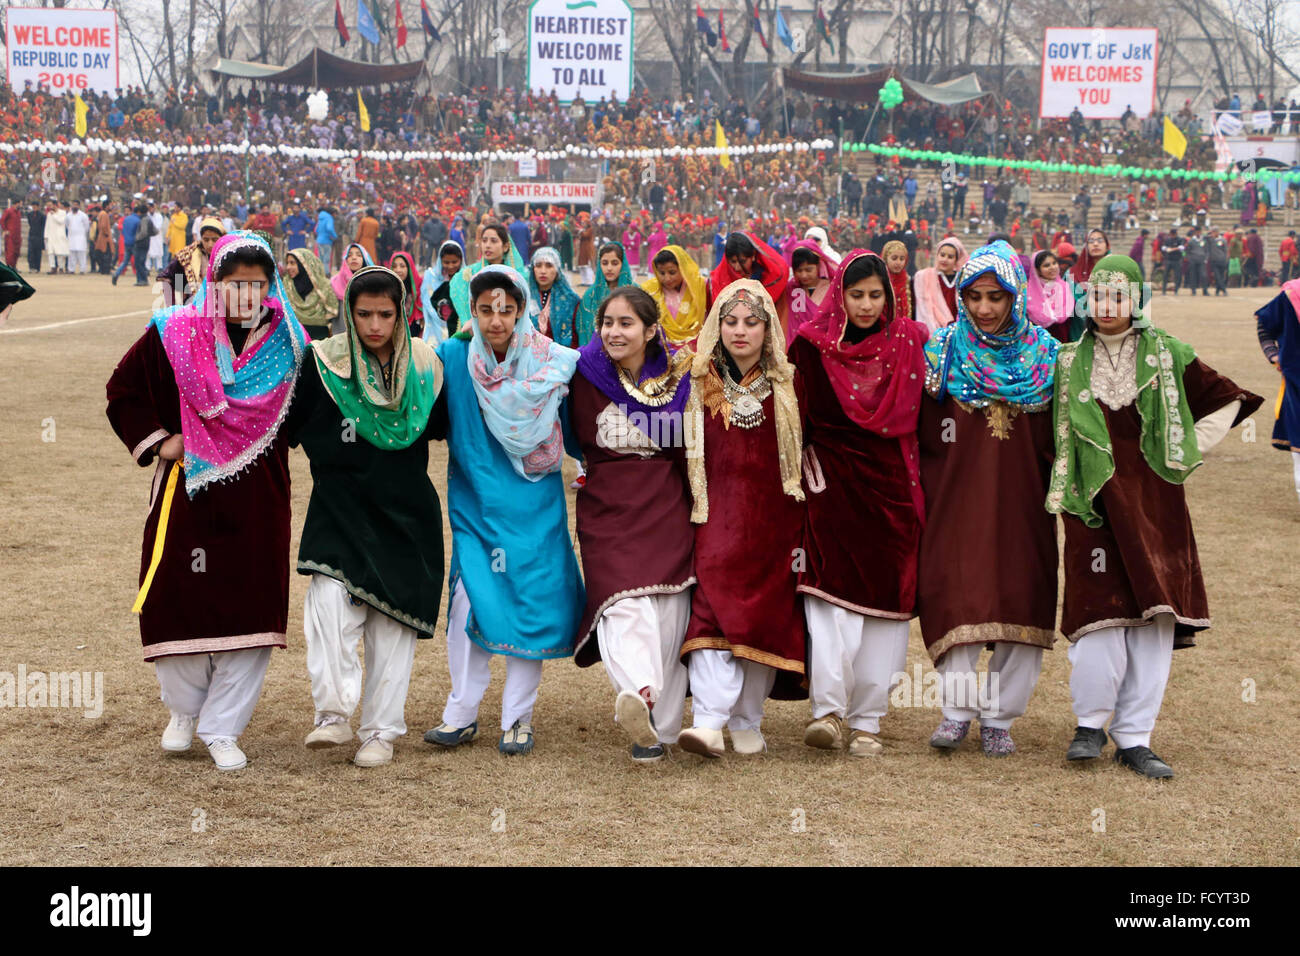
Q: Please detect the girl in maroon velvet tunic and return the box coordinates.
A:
[568,286,695,763]
[105,232,307,772]
[788,250,929,757]
[676,280,808,759]
[918,241,1060,758]
[1048,254,1262,779]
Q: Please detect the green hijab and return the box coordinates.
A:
[311,265,444,450]
[1046,254,1201,527]
[575,240,634,346]
[449,232,526,340]
[285,247,339,328]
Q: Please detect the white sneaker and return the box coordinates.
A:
[205,736,247,771]
[730,728,767,755]
[161,712,197,752]
[305,714,353,749]
[615,690,659,749]
[353,733,393,767]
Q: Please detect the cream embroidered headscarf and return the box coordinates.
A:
[684,278,804,523]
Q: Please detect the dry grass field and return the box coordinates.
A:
[1,270,1297,867]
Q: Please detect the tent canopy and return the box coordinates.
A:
[782,67,989,106]
[210,48,426,89]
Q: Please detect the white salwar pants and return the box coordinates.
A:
[442,580,544,731]
[303,574,418,742]
[935,642,1044,729]
[1068,613,1175,750]
[1291,450,1300,504]
[686,649,776,732]
[804,595,909,734]
[597,592,691,744]
[155,647,272,745]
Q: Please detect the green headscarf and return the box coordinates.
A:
[449,232,526,340]
[1046,254,1201,527]
[311,265,444,450]
[284,247,339,328]
[575,240,635,346]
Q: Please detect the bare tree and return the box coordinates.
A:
[648,0,702,99]
[1242,0,1300,104]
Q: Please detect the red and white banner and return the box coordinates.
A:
[491,181,603,205]
[1040,27,1157,119]
[5,6,119,95]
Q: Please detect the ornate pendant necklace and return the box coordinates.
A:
[616,361,684,407]
[721,364,771,429]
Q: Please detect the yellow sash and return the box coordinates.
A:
[132,462,180,614]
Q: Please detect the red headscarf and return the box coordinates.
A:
[708,231,789,314]
[1070,229,1111,285]
[796,250,930,522]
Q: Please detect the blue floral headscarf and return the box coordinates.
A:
[462,265,579,481]
[923,240,1058,407]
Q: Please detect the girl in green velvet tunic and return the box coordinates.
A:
[283,265,447,768]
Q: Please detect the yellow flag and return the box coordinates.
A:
[1162,115,1187,160]
[74,93,88,138]
[715,119,730,170]
[357,90,371,132]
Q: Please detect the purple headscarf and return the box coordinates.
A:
[576,322,691,424]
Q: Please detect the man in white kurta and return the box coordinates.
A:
[44,203,69,272]
[65,202,90,273]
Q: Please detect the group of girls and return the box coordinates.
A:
[107,219,1260,780]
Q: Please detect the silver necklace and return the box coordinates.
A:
[721,363,771,429]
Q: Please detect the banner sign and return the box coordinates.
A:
[491,181,603,205]
[5,7,119,94]
[1040,27,1157,119]
[1224,137,1300,168]
[526,0,634,104]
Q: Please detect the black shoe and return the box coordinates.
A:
[1114,744,1173,778]
[1066,726,1108,761]
[111,272,119,286]
[631,743,665,763]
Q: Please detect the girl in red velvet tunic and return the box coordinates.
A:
[787,250,929,757]
[568,286,695,763]
[918,241,1060,758]
[676,280,808,759]
[105,232,307,772]
[1048,254,1262,779]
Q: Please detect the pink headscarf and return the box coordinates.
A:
[784,239,837,346]
[156,231,307,497]
[1021,250,1071,329]
[647,222,668,263]
[913,236,968,332]
[330,242,374,299]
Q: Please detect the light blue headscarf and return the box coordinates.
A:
[922,240,1058,407]
[465,265,579,481]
